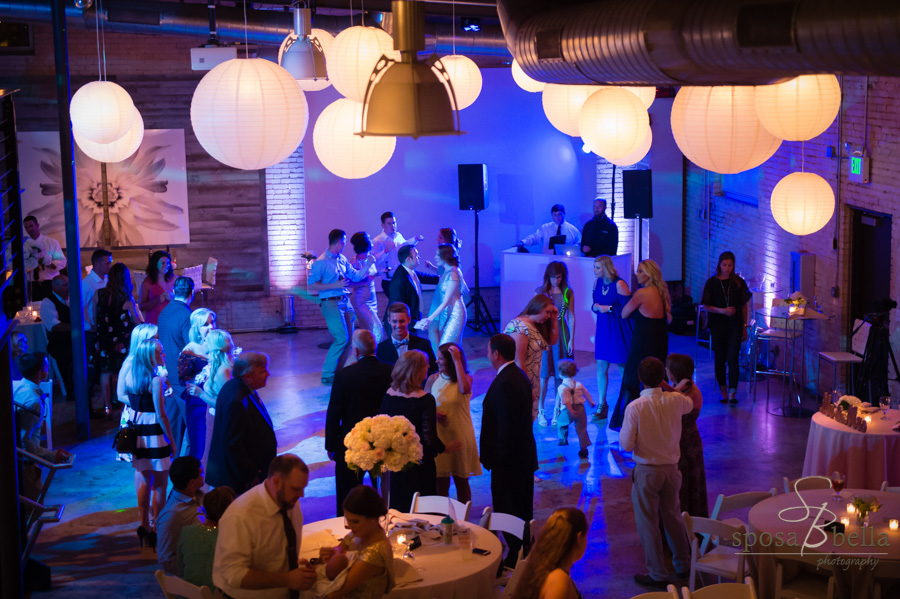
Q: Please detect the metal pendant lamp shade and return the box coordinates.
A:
[360,0,463,138]
[278,8,327,81]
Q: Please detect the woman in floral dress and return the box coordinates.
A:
[95,262,142,419]
[504,294,559,421]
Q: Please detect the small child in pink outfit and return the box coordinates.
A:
[555,359,595,458]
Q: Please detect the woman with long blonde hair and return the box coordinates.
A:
[609,259,671,430]
[590,256,632,421]
[178,308,217,460]
[511,508,588,599]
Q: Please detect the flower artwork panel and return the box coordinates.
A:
[18,130,190,248]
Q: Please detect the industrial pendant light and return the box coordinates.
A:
[359,0,463,138]
[278,7,327,81]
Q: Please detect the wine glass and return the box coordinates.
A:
[880,396,891,419]
[831,471,845,502]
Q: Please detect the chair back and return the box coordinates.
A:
[629,586,679,599]
[783,476,831,494]
[711,489,777,520]
[684,577,757,599]
[851,319,871,357]
[39,380,53,450]
[410,492,471,521]
[204,258,218,287]
[881,481,900,493]
[181,265,204,291]
[498,557,528,599]
[155,570,214,599]
[479,507,527,542]
[683,513,745,549]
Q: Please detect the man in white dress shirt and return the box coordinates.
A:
[23,216,66,301]
[213,454,316,599]
[516,204,582,254]
[620,357,693,590]
[371,211,424,296]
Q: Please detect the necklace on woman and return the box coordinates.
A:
[601,278,612,295]
[718,277,732,306]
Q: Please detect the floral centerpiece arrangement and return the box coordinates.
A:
[836,395,863,411]
[344,415,423,475]
[851,495,882,525]
[784,291,807,315]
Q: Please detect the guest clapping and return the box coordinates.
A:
[140,250,175,325]
[512,508,588,599]
[504,294,559,421]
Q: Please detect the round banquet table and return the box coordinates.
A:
[802,410,900,490]
[748,488,900,599]
[300,513,502,599]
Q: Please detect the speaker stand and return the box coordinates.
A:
[466,209,498,335]
[634,213,643,264]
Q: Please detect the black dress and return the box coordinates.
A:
[701,275,752,390]
[379,391,445,511]
[609,311,669,430]
[95,289,136,373]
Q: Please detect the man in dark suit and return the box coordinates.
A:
[207,351,278,495]
[376,302,437,376]
[480,333,538,566]
[326,329,394,515]
[384,245,438,332]
[157,276,194,457]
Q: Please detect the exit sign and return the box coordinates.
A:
[849,155,870,184]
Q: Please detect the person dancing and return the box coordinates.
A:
[609,259,671,431]
[535,262,575,427]
[348,232,387,344]
[591,256,632,422]
[419,244,468,351]
[504,294,559,422]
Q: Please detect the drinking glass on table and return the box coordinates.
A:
[831,471,845,502]
[880,396,891,419]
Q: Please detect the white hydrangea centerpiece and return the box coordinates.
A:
[344,415,423,475]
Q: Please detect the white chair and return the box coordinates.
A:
[409,492,471,521]
[479,506,532,584]
[774,559,834,599]
[155,570,214,599]
[630,585,679,599]
[199,257,218,309]
[815,318,869,400]
[39,380,53,450]
[880,481,900,493]
[682,512,749,591]
[783,476,831,494]
[681,576,757,599]
[498,556,528,599]
[706,488,776,552]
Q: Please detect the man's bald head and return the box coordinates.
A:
[352,329,376,357]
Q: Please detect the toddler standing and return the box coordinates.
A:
[555,359,595,458]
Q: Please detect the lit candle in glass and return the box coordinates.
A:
[865,415,872,423]
[891,519,899,531]
[841,517,850,526]
[847,504,857,514]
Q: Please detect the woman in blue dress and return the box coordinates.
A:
[419,244,468,353]
[590,256,632,421]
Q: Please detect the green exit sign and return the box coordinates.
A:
[849,155,870,184]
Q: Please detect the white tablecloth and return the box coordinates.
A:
[802,411,900,490]
[301,513,502,599]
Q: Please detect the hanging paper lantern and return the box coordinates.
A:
[190,58,309,170]
[578,88,649,161]
[541,83,604,137]
[770,172,835,235]
[620,86,656,109]
[511,59,544,93]
[297,28,335,92]
[755,74,841,141]
[438,55,482,110]
[671,86,781,174]
[608,127,652,167]
[74,107,144,163]
[70,81,136,144]
[327,26,399,102]
[313,98,396,179]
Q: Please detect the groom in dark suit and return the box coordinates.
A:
[207,351,277,495]
[481,333,537,565]
[376,302,437,376]
[384,245,438,332]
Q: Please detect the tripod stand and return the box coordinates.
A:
[466,209,497,334]
[853,313,900,403]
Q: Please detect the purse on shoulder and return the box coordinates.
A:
[113,421,138,454]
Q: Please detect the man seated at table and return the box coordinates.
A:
[39,274,73,398]
[516,204,581,255]
[157,456,205,575]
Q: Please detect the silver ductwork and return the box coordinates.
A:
[498,0,900,86]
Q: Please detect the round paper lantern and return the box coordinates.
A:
[70,81,136,144]
[671,86,781,174]
[578,88,649,161]
[542,83,604,137]
[313,98,396,179]
[297,28,335,92]
[770,172,835,235]
[608,127,652,167]
[328,26,398,102]
[620,86,656,109]
[438,55,482,109]
[511,59,544,93]
[755,74,841,141]
[74,107,144,163]
[190,58,309,170]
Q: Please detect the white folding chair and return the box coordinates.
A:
[479,506,532,585]
[155,570,214,599]
[783,476,831,494]
[629,585,679,599]
[681,576,757,599]
[498,556,529,599]
[39,380,53,450]
[682,512,748,591]
[707,488,776,550]
[774,559,834,599]
[409,492,471,521]
[880,481,900,493]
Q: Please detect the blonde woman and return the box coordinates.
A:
[590,256,632,421]
[178,308,216,460]
[609,259,671,430]
[201,329,234,405]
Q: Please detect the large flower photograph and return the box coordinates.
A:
[18,129,190,248]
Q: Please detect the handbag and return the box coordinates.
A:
[113,420,138,454]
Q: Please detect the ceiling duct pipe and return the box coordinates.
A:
[497,0,900,86]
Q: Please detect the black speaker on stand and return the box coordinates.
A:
[458,164,497,334]
[623,169,653,264]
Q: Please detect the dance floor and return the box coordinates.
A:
[30,328,813,598]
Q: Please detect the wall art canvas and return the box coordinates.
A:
[18,129,190,248]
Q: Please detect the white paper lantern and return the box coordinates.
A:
[755,74,841,141]
[328,26,399,102]
[70,81,136,144]
[297,28,335,92]
[74,107,144,163]
[608,127,652,167]
[190,58,309,171]
[671,86,781,174]
[620,86,656,109]
[511,59,544,93]
[542,83,604,137]
[313,98,396,179]
[438,55,482,110]
[578,88,649,161]
[770,172,835,235]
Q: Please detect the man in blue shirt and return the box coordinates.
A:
[157,456,204,573]
[308,229,375,385]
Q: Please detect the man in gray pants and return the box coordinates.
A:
[620,356,694,590]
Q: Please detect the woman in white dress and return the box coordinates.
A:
[348,232,386,344]
[419,244,468,353]
[425,342,481,504]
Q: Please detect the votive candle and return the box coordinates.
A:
[841,517,850,526]
[847,504,857,514]
[865,415,872,423]
[890,519,899,531]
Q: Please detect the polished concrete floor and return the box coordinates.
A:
[29,328,815,598]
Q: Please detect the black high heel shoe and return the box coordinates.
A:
[147,530,157,552]
[137,526,150,548]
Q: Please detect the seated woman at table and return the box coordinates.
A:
[317,485,394,599]
[512,508,588,599]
